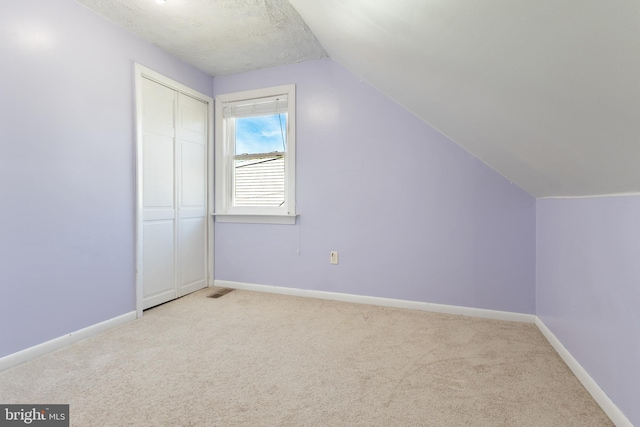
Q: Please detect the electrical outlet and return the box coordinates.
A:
[330,251,339,265]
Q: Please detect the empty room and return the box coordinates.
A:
[0,0,638,425]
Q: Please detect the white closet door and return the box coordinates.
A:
[177,93,208,297]
[142,78,177,309]
[141,78,208,310]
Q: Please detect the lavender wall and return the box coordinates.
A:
[0,0,212,358]
[214,58,536,314]
[537,196,640,425]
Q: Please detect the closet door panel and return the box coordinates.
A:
[141,79,209,308]
[177,93,208,297]
[141,78,178,309]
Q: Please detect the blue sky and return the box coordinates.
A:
[236,114,287,155]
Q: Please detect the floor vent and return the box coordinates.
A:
[208,288,234,299]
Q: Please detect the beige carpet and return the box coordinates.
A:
[0,288,612,426]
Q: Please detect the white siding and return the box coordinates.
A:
[234,156,285,206]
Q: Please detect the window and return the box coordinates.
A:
[214,85,296,224]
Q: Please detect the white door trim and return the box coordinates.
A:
[134,64,214,318]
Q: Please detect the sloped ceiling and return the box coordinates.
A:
[74,0,326,75]
[76,0,640,197]
[289,0,640,197]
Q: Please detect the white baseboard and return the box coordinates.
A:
[214,280,536,323]
[535,317,632,427]
[0,311,137,372]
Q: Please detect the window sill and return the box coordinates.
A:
[212,213,298,225]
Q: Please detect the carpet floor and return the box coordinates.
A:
[0,288,612,426]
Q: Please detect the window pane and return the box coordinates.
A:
[235,114,287,155]
[234,155,285,207]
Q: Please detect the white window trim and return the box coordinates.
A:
[214,85,297,225]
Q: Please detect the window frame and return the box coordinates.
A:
[214,84,296,225]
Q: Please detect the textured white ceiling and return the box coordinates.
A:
[289,0,640,197]
[76,0,640,197]
[74,0,326,76]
